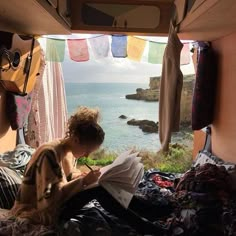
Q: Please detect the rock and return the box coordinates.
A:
[127,119,158,133]
[141,124,158,133]
[149,76,161,89]
[126,94,141,100]
[126,88,159,102]
[125,74,195,125]
[119,115,127,119]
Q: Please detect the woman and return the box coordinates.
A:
[11,107,165,235]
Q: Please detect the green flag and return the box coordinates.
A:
[46,38,65,62]
[148,42,166,64]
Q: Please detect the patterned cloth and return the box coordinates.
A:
[5,92,33,130]
[0,167,22,209]
[27,47,68,148]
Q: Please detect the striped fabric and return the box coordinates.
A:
[0,167,22,209]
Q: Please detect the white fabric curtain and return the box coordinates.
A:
[27,42,68,148]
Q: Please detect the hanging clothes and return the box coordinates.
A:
[191,42,218,130]
[5,92,33,130]
[27,46,68,148]
[159,22,183,151]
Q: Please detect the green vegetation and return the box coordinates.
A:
[77,149,116,166]
[77,143,193,173]
[139,143,193,173]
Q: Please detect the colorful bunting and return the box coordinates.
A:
[111,35,127,58]
[148,42,166,64]
[127,36,146,61]
[67,39,89,62]
[180,43,191,65]
[88,35,110,59]
[45,38,65,62]
[44,35,191,65]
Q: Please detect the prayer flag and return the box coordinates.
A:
[45,38,65,62]
[148,42,166,64]
[180,43,191,65]
[127,36,146,61]
[89,35,110,59]
[111,35,127,58]
[67,39,89,62]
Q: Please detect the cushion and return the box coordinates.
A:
[193,150,235,171]
[193,150,236,191]
[0,167,22,209]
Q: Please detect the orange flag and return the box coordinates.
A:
[127,36,146,61]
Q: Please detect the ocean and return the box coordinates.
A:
[65,83,161,151]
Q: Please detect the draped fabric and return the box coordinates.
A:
[191,42,218,130]
[67,39,89,62]
[5,92,33,130]
[159,22,183,151]
[127,36,146,61]
[111,35,127,58]
[27,48,68,148]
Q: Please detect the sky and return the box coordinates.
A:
[45,34,195,84]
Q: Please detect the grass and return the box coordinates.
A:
[77,143,193,173]
[77,149,116,166]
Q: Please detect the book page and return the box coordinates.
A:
[107,157,141,181]
[84,150,143,199]
[101,182,133,209]
[99,151,138,181]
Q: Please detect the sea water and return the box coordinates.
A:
[65,83,161,151]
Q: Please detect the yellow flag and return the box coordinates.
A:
[127,36,146,61]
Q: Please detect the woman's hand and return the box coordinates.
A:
[83,169,101,186]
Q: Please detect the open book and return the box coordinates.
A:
[85,150,144,208]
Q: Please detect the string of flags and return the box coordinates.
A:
[45,35,191,65]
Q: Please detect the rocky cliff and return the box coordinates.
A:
[126,76,161,101]
[125,74,195,125]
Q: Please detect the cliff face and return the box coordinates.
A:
[149,76,160,90]
[125,74,195,125]
[126,76,161,101]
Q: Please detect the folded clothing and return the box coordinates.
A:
[0,167,22,209]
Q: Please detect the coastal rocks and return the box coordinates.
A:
[126,88,159,101]
[119,115,127,119]
[127,119,158,133]
[125,74,195,126]
[126,77,161,102]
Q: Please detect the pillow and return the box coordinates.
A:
[193,150,236,191]
[0,167,22,209]
[193,150,235,171]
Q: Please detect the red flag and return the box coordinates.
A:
[67,39,89,62]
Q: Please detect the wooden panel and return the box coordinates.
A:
[211,32,236,163]
[177,0,236,41]
[71,0,174,36]
[0,0,70,35]
[0,85,16,153]
[193,130,206,159]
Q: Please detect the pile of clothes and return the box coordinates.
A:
[66,163,236,236]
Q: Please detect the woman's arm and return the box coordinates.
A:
[62,154,84,181]
[59,169,101,203]
[36,151,100,211]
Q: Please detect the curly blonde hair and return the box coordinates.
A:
[66,106,104,145]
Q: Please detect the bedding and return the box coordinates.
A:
[0,152,235,236]
[0,167,22,209]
